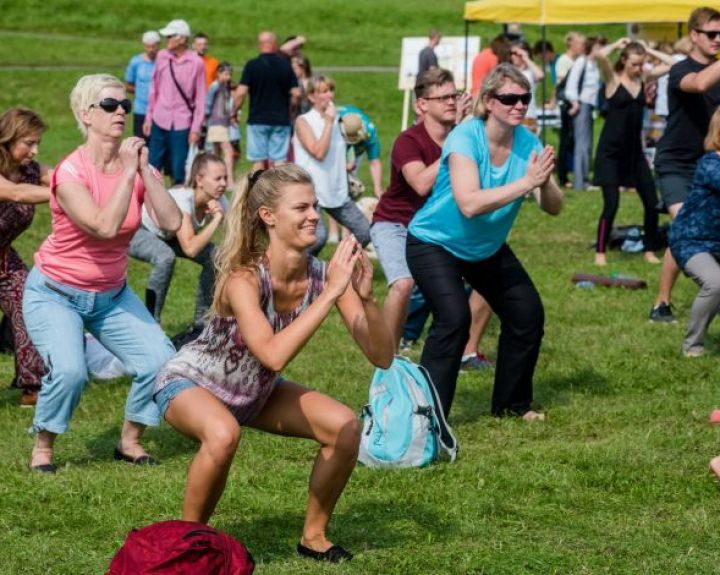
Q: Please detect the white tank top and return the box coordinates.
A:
[293,108,349,208]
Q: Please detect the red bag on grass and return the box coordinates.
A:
[107,520,254,575]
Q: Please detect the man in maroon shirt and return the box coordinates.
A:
[371,69,489,356]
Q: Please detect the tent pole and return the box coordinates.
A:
[464,20,470,92]
[541,25,547,145]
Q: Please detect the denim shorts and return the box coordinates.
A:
[154,378,198,417]
[246,124,291,162]
[370,221,412,286]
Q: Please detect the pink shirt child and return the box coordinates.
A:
[145,48,207,134]
[35,146,157,291]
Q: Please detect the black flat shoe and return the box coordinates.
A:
[296,543,353,563]
[113,447,158,466]
[28,463,56,474]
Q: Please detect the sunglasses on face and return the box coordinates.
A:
[696,28,720,40]
[91,98,132,114]
[492,92,532,106]
[421,92,461,103]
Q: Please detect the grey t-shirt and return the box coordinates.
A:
[142,186,228,239]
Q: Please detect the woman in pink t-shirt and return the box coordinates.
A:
[22,74,182,473]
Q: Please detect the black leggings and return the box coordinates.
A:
[406,236,544,418]
[596,180,659,253]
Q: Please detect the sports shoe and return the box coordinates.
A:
[649,302,677,323]
[683,347,705,358]
[460,353,494,372]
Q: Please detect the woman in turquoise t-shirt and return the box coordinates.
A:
[407,64,563,421]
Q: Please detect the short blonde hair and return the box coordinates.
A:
[473,63,531,120]
[306,74,336,95]
[70,74,125,137]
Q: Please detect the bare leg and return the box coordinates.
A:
[655,202,682,305]
[327,218,340,243]
[464,290,492,356]
[248,380,360,553]
[220,142,236,188]
[383,278,414,348]
[655,248,681,305]
[165,387,241,523]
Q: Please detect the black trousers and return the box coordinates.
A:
[406,235,544,417]
[557,104,574,186]
[596,181,660,253]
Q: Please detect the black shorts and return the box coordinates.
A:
[656,166,695,208]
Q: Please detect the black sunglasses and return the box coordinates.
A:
[91,98,132,114]
[492,92,532,106]
[696,28,720,40]
[421,92,461,103]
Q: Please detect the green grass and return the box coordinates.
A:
[0,2,716,574]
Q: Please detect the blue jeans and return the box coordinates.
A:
[22,267,176,434]
[149,123,189,185]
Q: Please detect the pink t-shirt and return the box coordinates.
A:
[34,146,150,291]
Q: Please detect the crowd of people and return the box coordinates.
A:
[2,7,720,563]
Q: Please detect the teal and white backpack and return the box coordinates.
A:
[358,356,458,468]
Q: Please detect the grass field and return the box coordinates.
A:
[1,2,717,574]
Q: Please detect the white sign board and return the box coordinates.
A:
[398,36,481,91]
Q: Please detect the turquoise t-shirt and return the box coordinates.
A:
[408,117,542,261]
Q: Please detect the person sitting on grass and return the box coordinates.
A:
[23,73,182,474]
[0,107,51,407]
[154,165,393,563]
[129,152,227,328]
[668,107,720,359]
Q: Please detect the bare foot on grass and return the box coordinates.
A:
[644,251,661,264]
[522,410,545,422]
[594,253,607,266]
[710,456,720,480]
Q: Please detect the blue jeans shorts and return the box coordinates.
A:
[246,124,291,162]
[155,378,198,418]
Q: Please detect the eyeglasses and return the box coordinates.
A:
[492,93,532,106]
[421,92,461,103]
[90,98,132,114]
[695,28,720,40]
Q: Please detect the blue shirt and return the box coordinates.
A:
[409,117,542,261]
[669,152,720,269]
[124,54,155,115]
[337,104,381,161]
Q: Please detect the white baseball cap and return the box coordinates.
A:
[159,19,191,38]
[142,31,161,44]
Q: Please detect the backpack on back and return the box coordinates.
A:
[358,356,457,468]
[107,520,254,575]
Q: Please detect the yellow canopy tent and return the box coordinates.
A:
[463,0,704,25]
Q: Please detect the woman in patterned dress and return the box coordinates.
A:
[0,107,51,406]
[154,165,393,563]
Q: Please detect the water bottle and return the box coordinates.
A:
[576,280,594,289]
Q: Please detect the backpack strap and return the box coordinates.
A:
[415,361,458,463]
[168,59,195,113]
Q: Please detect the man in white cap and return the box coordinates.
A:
[144,19,206,185]
[125,30,161,140]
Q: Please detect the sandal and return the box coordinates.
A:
[113,447,159,466]
[296,543,353,563]
[29,447,56,474]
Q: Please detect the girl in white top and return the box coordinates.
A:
[293,75,371,253]
[129,152,227,325]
